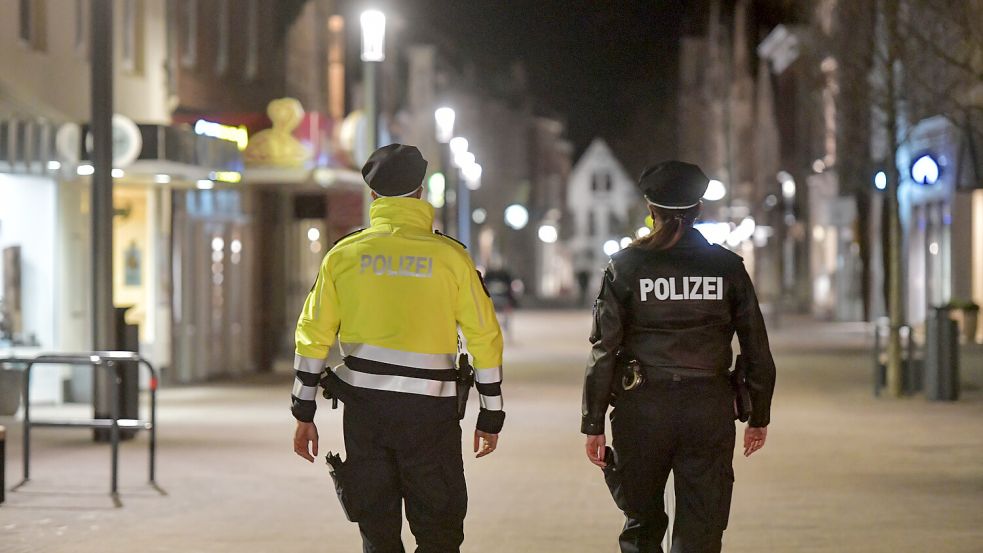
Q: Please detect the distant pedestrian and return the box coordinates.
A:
[291,144,505,552]
[483,266,518,342]
[581,161,776,552]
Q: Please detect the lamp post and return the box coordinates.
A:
[448,137,468,237]
[360,9,385,226]
[434,107,455,232]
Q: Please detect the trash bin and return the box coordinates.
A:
[924,306,959,401]
[93,307,140,441]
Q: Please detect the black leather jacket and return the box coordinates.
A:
[581,229,776,434]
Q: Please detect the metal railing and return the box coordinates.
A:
[0,352,158,500]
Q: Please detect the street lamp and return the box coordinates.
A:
[434,108,455,230]
[435,107,455,144]
[704,179,727,201]
[453,144,477,250]
[360,9,385,225]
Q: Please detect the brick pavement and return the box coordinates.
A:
[1,311,982,552]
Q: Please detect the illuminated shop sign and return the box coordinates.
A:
[194,120,249,151]
[910,153,940,185]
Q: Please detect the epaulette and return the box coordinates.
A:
[434,229,467,249]
[333,228,365,246]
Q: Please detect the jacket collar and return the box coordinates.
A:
[674,227,711,248]
[369,197,434,232]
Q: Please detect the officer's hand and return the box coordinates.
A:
[294,421,319,463]
[744,426,767,457]
[585,434,606,468]
[474,430,498,458]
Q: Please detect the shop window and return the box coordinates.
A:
[19,0,47,52]
[74,0,89,57]
[180,0,197,69]
[215,0,229,76]
[121,0,144,74]
[244,0,259,80]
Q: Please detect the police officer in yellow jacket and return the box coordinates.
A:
[291,144,505,553]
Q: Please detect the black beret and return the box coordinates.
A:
[361,144,428,197]
[638,160,709,209]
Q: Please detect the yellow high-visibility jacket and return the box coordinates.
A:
[291,197,505,432]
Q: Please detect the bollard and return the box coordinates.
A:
[925,307,960,401]
[1,425,5,504]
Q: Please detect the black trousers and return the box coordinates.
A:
[610,372,736,553]
[341,401,467,553]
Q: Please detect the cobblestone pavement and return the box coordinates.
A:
[1,311,982,552]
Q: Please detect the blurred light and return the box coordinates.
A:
[359,10,386,62]
[776,170,793,183]
[194,119,249,150]
[636,226,651,238]
[929,242,939,255]
[428,172,446,208]
[620,236,632,249]
[196,179,214,190]
[111,168,124,178]
[504,204,529,230]
[47,160,61,171]
[782,178,797,199]
[434,107,455,143]
[764,194,779,209]
[155,174,172,184]
[602,239,621,256]
[449,137,469,156]
[328,15,344,32]
[813,225,826,241]
[211,237,225,251]
[911,154,940,185]
[727,217,756,247]
[310,241,323,254]
[307,227,321,242]
[704,179,726,201]
[211,171,242,183]
[77,164,94,176]
[454,151,475,169]
[463,163,482,189]
[538,224,558,243]
[694,222,730,245]
[472,208,487,224]
[230,239,243,254]
[874,171,887,190]
[812,159,826,173]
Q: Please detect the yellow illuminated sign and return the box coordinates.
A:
[210,171,242,183]
[194,120,249,151]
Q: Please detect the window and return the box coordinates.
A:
[215,0,229,75]
[591,171,612,193]
[74,0,88,56]
[19,0,47,51]
[587,211,596,236]
[180,0,197,69]
[121,0,143,73]
[244,0,258,79]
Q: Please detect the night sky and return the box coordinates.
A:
[400,0,693,175]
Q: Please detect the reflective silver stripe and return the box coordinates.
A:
[294,354,326,374]
[292,378,318,401]
[475,367,502,384]
[340,342,454,370]
[646,199,700,210]
[334,365,457,397]
[479,393,503,410]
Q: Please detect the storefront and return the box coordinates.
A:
[898,116,982,341]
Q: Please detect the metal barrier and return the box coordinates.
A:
[0,352,158,498]
[872,319,918,395]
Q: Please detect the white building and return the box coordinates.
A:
[566,138,638,295]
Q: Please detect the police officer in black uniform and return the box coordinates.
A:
[581,161,776,553]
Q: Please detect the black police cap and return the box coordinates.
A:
[638,160,709,209]
[361,144,428,197]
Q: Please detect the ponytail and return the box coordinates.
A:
[632,204,700,251]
